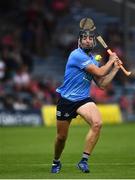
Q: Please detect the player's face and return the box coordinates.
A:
[80,36,94,49]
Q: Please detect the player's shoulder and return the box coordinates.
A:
[69,48,87,59]
[70,48,80,56]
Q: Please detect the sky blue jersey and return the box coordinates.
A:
[56,48,99,101]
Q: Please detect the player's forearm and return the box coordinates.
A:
[97,67,119,89]
[98,60,114,76]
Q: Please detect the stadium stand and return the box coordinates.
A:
[0,0,135,121]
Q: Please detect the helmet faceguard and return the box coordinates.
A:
[78,29,97,53]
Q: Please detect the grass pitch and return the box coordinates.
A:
[0,123,135,179]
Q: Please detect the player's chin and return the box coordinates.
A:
[85,45,92,49]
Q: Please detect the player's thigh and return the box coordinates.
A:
[76,102,102,126]
[56,120,71,139]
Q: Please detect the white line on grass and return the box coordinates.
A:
[1,162,135,166]
[24,162,135,166]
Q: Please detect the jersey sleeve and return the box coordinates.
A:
[75,53,95,69]
[80,58,95,69]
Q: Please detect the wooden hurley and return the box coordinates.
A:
[79,17,131,76]
[96,36,131,76]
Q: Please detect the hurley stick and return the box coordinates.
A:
[96,36,131,76]
[79,17,131,76]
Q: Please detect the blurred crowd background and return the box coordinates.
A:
[0,0,135,121]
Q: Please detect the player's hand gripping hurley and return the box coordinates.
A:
[96,36,131,76]
[80,18,131,76]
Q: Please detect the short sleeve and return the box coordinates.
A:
[75,53,94,69]
[79,58,94,69]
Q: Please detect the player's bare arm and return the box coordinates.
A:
[85,53,119,77]
[93,59,122,89]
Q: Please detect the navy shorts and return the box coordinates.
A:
[56,96,94,121]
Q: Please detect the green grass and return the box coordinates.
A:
[0,123,135,179]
